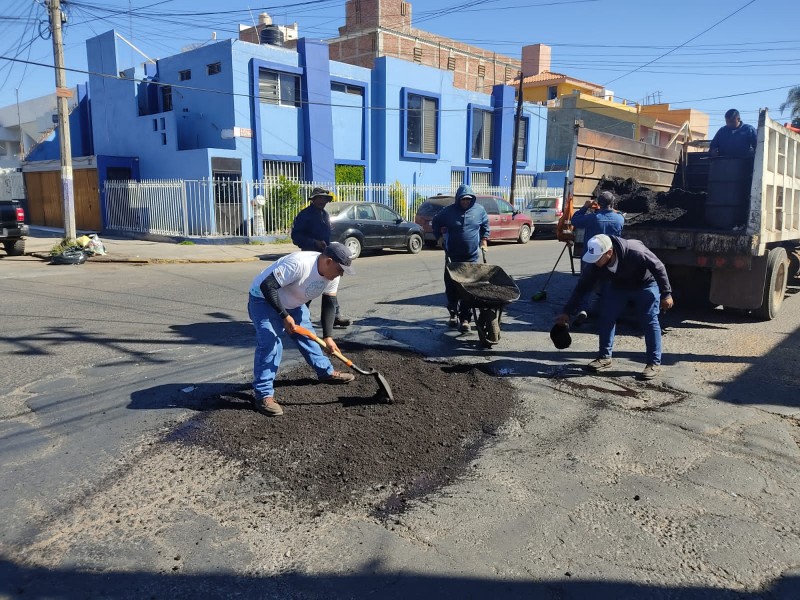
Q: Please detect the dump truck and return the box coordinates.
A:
[563,108,800,320]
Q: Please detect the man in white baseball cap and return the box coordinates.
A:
[555,234,674,380]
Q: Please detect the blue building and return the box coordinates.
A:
[84,31,546,188]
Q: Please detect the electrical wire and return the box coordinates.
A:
[602,0,758,87]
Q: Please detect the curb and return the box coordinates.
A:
[29,252,261,264]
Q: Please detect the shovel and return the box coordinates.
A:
[294,325,394,403]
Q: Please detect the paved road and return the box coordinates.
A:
[1,241,798,598]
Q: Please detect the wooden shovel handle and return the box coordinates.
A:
[294,325,353,367]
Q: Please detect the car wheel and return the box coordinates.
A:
[406,233,423,254]
[517,224,532,244]
[343,236,362,259]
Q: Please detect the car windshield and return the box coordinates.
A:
[417,199,451,216]
[325,203,351,217]
[527,197,558,209]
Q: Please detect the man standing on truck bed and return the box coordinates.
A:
[710,109,757,158]
[555,234,673,380]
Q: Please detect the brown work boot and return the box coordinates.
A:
[587,357,613,372]
[334,315,352,328]
[640,364,660,380]
[322,370,355,384]
[253,396,283,417]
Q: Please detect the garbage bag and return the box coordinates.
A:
[86,234,106,256]
[50,249,87,265]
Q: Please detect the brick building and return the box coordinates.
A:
[326,0,522,94]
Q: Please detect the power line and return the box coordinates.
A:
[1,52,795,117]
[602,0,758,87]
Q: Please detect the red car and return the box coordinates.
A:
[414,194,533,246]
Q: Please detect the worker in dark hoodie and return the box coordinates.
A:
[432,184,490,332]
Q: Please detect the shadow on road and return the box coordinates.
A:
[0,559,796,599]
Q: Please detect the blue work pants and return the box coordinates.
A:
[247,295,334,400]
[597,281,662,366]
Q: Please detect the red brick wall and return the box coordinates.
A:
[327,0,521,93]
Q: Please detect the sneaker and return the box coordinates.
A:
[447,318,458,328]
[322,370,355,384]
[334,316,352,328]
[587,357,613,372]
[253,396,283,417]
[573,310,588,327]
[459,321,471,333]
[641,364,660,380]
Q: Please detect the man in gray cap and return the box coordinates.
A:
[291,187,351,328]
[248,242,357,417]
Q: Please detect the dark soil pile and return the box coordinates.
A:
[461,281,520,303]
[169,343,516,516]
[593,175,707,228]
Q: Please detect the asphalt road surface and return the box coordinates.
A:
[1,240,798,599]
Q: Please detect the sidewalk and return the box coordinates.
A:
[25,228,294,264]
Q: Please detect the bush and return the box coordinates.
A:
[388,180,406,217]
[265,176,304,232]
[335,164,365,185]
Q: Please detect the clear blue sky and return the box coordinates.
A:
[0,0,797,132]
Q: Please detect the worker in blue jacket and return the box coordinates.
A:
[570,190,626,323]
[432,184,490,332]
[710,109,757,158]
[291,187,351,328]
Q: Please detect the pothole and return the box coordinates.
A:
[553,376,687,411]
[169,342,517,517]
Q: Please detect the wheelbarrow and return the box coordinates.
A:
[445,260,520,348]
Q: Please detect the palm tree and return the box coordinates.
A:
[779,86,800,128]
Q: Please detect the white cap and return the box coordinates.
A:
[584,234,613,264]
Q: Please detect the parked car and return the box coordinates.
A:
[414,194,533,246]
[0,198,28,256]
[524,195,563,235]
[325,201,424,259]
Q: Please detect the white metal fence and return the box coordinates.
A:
[104,178,564,238]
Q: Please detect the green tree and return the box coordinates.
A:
[779,86,800,128]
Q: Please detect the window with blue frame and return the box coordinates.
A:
[471,107,493,160]
[406,93,438,155]
[515,117,528,163]
[258,69,301,107]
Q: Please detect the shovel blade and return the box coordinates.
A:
[373,371,394,404]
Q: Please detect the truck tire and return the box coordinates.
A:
[754,247,788,320]
[3,239,25,256]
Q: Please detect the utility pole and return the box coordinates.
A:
[48,0,76,240]
[15,88,23,159]
[509,70,524,208]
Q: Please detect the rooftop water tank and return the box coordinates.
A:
[260,25,284,47]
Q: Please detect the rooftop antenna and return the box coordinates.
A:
[114,31,156,64]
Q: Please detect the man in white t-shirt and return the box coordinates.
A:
[248,242,356,417]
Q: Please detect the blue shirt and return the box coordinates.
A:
[571,207,624,257]
[710,123,757,158]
